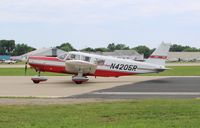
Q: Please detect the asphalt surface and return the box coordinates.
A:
[0,76,200,104]
[70,77,200,99]
[0,76,158,98]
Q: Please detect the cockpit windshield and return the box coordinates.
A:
[59,52,91,62]
[66,54,76,60]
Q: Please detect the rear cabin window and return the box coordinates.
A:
[94,58,105,65]
[83,56,91,62]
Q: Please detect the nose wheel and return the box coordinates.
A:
[31,76,48,84]
[31,71,48,84]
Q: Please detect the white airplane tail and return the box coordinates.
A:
[146,43,171,66]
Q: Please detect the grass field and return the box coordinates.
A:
[141,66,200,76]
[0,99,200,128]
[0,68,66,76]
[0,66,200,76]
[0,61,25,65]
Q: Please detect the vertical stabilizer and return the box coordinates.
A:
[146,43,171,66]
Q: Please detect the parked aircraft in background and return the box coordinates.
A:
[26,43,171,84]
[4,60,17,64]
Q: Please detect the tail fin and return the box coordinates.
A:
[146,42,171,66]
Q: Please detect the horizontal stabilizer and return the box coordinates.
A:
[155,67,171,72]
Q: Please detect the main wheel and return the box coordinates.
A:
[32,80,40,84]
[75,81,83,84]
[72,77,89,84]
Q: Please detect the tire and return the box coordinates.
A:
[75,81,83,84]
[33,80,40,84]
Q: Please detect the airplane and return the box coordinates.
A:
[26,43,171,84]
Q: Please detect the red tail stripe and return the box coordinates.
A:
[149,55,167,59]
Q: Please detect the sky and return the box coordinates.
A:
[1,0,200,49]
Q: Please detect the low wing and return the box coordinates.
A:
[65,60,97,74]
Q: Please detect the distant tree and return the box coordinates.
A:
[12,43,36,56]
[94,47,108,52]
[107,43,116,52]
[183,47,200,52]
[0,40,15,55]
[169,44,185,52]
[107,43,130,52]
[115,44,130,50]
[56,43,76,52]
[133,45,151,58]
[170,44,191,52]
[170,44,200,52]
[81,47,95,52]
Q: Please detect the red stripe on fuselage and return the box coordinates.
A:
[29,56,64,62]
[29,63,136,77]
[149,55,167,59]
[94,69,135,77]
[29,63,66,73]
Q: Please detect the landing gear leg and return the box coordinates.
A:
[72,71,89,84]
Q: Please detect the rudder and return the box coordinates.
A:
[146,42,171,66]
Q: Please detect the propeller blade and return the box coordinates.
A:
[25,58,29,76]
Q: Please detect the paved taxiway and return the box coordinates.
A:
[0,64,27,68]
[0,76,159,98]
[0,76,200,104]
[71,77,200,99]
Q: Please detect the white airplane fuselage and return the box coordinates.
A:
[28,51,165,77]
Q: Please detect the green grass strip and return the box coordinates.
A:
[0,68,65,76]
[0,66,200,76]
[0,99,200,128]
[140,66,200,76]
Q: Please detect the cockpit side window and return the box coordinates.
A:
[58,53,68,60]
[75,55,80,60]
[63,53,91,62]
[71,54,76,59]
[66,54,81,60]
[65,54,76,60]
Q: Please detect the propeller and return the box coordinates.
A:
[25,58,29,76]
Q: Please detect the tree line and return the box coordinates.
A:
[1,40,200,58]
[56,42,200,58]
[56,42,153,57]
[0,40,35,56]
